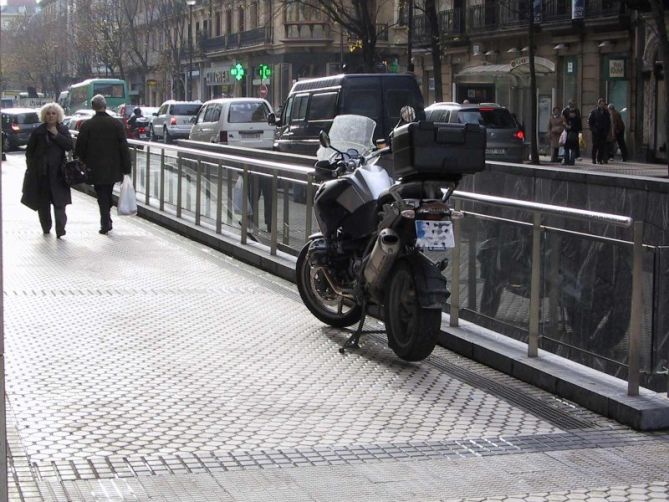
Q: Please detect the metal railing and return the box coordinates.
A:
[122,139,656,396]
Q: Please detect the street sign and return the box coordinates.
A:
[259,84,268,99]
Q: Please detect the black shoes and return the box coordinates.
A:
[56,229,66,239]
[99,223,112,235]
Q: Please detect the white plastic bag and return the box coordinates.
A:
[117,174,137,216]
[558,129,567,146]
[232,176,253,216]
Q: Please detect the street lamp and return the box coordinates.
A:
[186,0,196,101]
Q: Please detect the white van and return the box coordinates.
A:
[189,97,275,149]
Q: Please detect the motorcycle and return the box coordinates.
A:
[295,109,486,361]
[127,116,151,140]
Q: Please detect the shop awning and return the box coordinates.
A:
[456,56,556,78]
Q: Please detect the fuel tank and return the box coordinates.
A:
[314,165,393,239]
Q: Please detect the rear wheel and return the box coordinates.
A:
[163,127,171,144]
[384,260,439,361]
[296,242,362,328]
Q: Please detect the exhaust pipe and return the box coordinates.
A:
[364,228,401,289]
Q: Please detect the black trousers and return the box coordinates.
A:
[248,175,273,232]
[592,134,608,163]
[94,184,114,229]
[38,202,66,235]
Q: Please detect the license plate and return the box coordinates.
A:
[415,220,455,250]
[240,131,261,137]
[486,148,506,155]
[139,134,148,139]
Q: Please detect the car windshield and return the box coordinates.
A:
[228,102,269,123]
[457,109,517,129]
[172,104,201,115]
[17,113,39,125]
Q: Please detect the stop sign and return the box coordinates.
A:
[259,84,268,98]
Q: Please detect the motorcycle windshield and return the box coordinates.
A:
[317,114,376,161]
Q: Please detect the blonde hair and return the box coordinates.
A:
[39,102,65,123]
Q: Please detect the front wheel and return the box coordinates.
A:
[296,242,362,328]
[384,260,440,361]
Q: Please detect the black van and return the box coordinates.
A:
[269,73,425,156]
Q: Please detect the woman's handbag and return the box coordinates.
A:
[117,174,137,216]
[61,159,91,186]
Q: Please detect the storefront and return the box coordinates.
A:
[454,56,556,148]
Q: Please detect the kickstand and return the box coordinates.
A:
[339,300,368,354]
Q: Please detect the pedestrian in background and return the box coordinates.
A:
[22,102,73,238]
[74,94,131,234]
[588,98,611,165]
[608,103,628,161]
[561,100,581,165]
[547,106,565,162]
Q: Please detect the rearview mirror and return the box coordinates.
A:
[400,106,416,123]
[267,113,278,126]
[318,130,331,148]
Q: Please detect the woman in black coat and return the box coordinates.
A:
[22,103,73,237]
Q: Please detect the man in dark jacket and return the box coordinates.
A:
[588,98,612,165]
[74,94,131,234]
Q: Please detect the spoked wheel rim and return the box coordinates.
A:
[306,265,355,317]
[296,243,362,328]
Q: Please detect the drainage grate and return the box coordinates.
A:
[363,333,597,430]
[29,429,659,482]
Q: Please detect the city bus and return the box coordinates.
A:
[66,78,128,114]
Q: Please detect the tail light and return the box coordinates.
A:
[138,127,145,134]
[219,131,228,143]
[514,130,525,141]
[170,117,177,125]
[10,124,20,132]
[75,119,84,130]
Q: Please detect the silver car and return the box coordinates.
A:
[425,102,526,163]
[150,100,201,143]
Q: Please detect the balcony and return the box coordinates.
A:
[282,21,331,41]
[199,27,270,54]
[466,0,623,33]
[411,10,465,46]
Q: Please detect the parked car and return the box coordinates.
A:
[1,108,41,150]
[269,73,425,156]
[68,109,123,131]
[424,102,526,163]
[150,100,201,143]
[189,98,274,149]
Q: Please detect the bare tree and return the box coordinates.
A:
[0,13,51,93]
[411,0,443,101]
[149,0,191,99]
[280,0,384,71]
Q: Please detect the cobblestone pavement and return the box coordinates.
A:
[2,151,669,501]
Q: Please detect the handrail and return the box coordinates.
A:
[452,190,633,228]
[118,139,647,396]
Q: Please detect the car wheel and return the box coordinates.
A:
[2,134,10,152]
[149,125,156,141]
[163,128,171,144]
